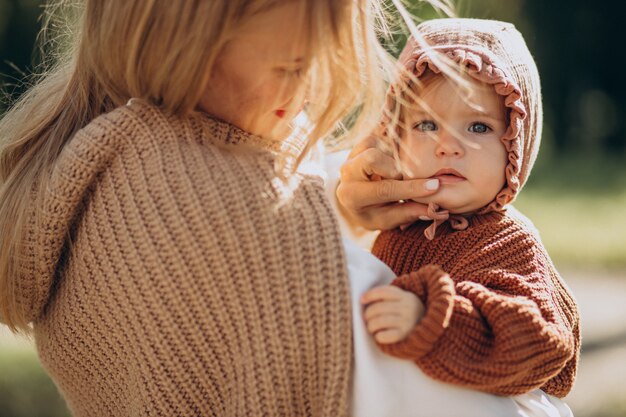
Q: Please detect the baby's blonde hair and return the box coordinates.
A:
[0,0,452,332]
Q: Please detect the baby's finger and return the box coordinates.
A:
[363,300,401,321]
[366,314,401,335]
[361,286,403,305]
[374,328,405,344]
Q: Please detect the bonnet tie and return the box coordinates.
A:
[423,202,470,240]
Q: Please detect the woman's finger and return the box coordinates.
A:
[374,328,404,344]
[340,200,430,231]
[364,201,432,230]
[340,147,402,182]
[338,178,438,211]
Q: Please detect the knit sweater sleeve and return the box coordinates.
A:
[377,232,579,397]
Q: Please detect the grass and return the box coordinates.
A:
[513,151,626,270]
[514,189,626,269]
[0,343,70,417]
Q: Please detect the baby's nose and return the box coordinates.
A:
[434,130,464,157]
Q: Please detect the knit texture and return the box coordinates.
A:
[372,212,580,398]
[18,99,352,416]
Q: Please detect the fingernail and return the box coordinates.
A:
[419,216,431,221]
[425,179,439,190]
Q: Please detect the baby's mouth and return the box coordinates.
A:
[431,168,466,184]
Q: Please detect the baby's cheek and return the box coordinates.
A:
[399,156,427,180]
[399,143,432,177]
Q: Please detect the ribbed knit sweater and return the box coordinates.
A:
[371,211,580,398]
[19,100,353,416]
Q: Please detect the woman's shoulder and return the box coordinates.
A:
[58,100,331,230]
[66,99,196,162]
[17,101,184,324]
[56,99,333,239]
[62,99,273,184]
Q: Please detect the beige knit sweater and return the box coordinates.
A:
[19,100,352,416]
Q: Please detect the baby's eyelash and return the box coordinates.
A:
[412,120,437,131]
[468,122,493,133]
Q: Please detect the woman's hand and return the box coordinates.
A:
[361,285,425,344]
[336,135,439,231]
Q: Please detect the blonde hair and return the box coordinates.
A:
[0,0,452,332]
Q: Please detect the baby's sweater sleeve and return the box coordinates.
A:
[377,235,580,397]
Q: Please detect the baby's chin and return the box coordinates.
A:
[410,194,485,215]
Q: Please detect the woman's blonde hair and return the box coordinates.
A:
[0,0,452,332]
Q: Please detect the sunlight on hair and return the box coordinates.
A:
[0,0,458,333]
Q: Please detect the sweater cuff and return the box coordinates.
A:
[380,265,455,359]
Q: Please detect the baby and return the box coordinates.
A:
[351,18,580,417]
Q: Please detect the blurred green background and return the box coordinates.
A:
[1,1,625,416]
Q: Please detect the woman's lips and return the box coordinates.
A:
[431,169,466,184]
[275,101,307,119]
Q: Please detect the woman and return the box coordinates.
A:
[0,1,438,416]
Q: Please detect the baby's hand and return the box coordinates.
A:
[361,285,424,344]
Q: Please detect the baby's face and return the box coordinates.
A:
[399,74,508,214]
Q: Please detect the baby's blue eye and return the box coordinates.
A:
[468,122,491,133]
[414,121,437,132]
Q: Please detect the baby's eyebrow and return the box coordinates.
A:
[404,109,432,118]
[404,108,505,122]
[465,112,505,122]
[458,106,506,120]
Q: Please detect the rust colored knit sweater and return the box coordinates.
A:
[371,211,580,398]
[14,100,353,416]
